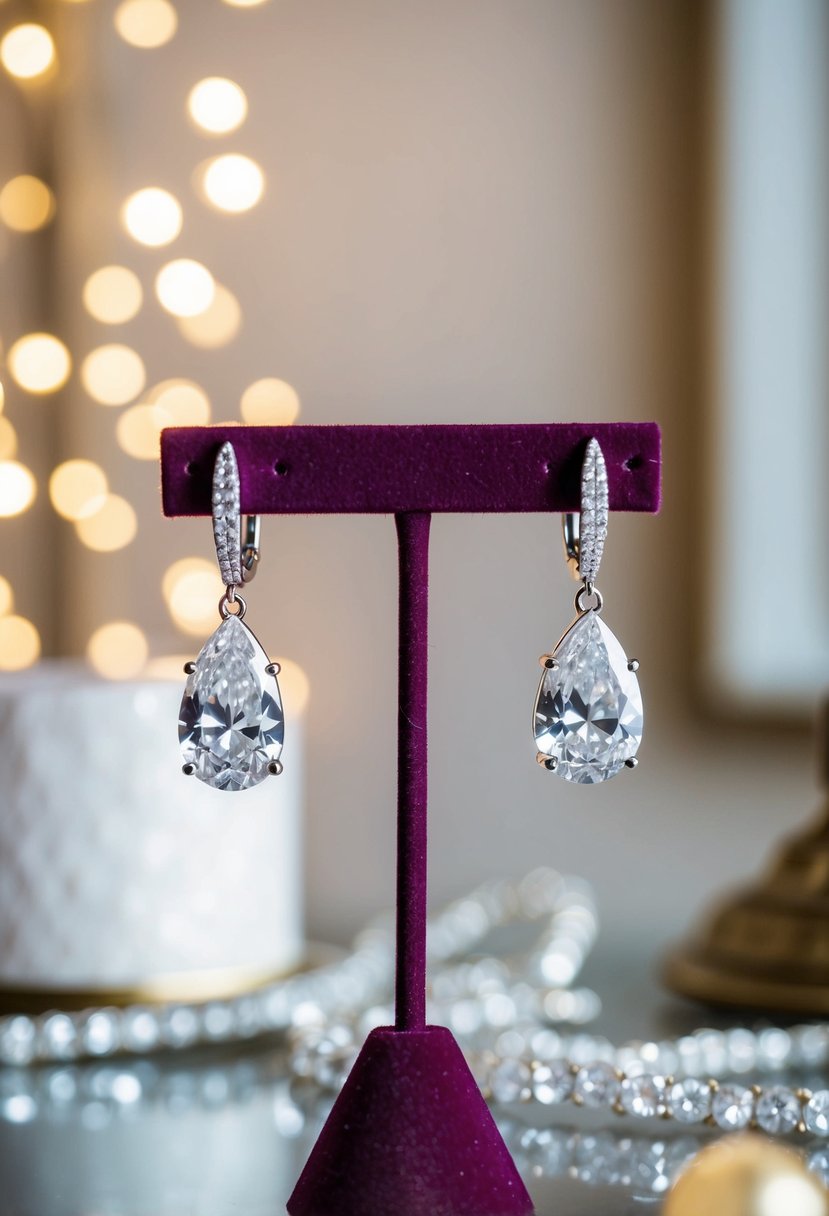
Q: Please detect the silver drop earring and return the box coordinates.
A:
[178,441,285,791]
[533,437,643,783]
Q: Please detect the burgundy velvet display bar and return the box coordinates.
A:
[161,422,660,516]
[160,422,661,1216]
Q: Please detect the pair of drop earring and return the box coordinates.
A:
[178,437,642,792]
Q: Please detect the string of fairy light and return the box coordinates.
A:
[0,0,301,679]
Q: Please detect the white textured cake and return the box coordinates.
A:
[0,662,304,998]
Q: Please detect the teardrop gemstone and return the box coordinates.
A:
[179,615,284,791]
[534,610,642,784]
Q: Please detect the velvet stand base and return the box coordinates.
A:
[287,1025,534,1216]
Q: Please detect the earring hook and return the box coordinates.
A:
[240,513,260,582]
[562,512,581,581]
[561,437,608,587]
[212,441,261,588]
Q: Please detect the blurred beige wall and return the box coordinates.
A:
[1,0,816,954]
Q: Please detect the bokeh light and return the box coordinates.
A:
[0,176,55,232]
[200,154,265,213]
[0,24,56,81]
[49,459,108,521]
[278,658,311,716]
[187,77,247,135]
[163,557,224,636]
[148,379,211,424]
[7,333,71,394]
[83,266,143,324]
[122,187,182,247]
[0,576,13,617]
[0,461,36,517]
[114,0,178,49]
[0,381,4,412]
[81,344,146,406]
[116,402,171,460]
[144,654,191,681]
[87,621,149,679]
[176,283,241,348]
[75,494,138,551]
[0,418,17,460]
[0,616,40,671]
[240,377,300,425]
[155,258,215,317]
[222,0,271,7]
[0,5,289,677]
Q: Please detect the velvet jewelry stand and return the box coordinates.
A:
[161,423,662,1216]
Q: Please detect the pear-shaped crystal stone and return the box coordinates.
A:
[179,615,284,791]
[534,610,642,784]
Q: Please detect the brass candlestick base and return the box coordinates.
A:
[664,714,829,1015]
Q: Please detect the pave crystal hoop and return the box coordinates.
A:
[177,441,285,791]
[532,437,643,783]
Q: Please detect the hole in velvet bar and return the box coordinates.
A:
[625,454,643,471]
[273,461,288,476]
[185,462,197,476]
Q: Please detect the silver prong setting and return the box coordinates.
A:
[182,763,196,776]
[627,658,640,672]
[624,757,639,769]
[265,662,281,677]
[183,661,196,675]
[536,752,558,771]
[268,760,283,776]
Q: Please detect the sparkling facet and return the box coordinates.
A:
[755,1086,801,1135]
[804,1091,829,1136]
[534,611,643,783]
[532,1060,574,1105]
[573,1062,620,1109]
[795,1026,829,1068]
[0,1016,36,1066]
[489,1058,532,1104]
[159,1005,201,1049]
[808,1147,829,1185]
[80,1010,120,1057]
[121,1007,160,1052]
[712,1084,754,1130]
[667,1077,712,1124]
[757,1027,791,1069]
[620,1074,666,1118]
[179,615,284,791]
[39,1012,77,1061]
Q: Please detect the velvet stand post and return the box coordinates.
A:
[160,423,662,1216]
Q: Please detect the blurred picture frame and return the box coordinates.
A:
[706,0,829,717]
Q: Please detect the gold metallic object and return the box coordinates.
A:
[664,705,829,1014]
[664,1135,828,1216]
[0,946,337,1015]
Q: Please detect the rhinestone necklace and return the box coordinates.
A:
[3,869,829,1144]
[287,870,829,1142]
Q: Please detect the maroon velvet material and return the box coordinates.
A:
[287,1026,534,1216]
[395,514,430,1030]
[160,422,661,516]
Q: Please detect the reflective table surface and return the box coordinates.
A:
[1,948,827,1216]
